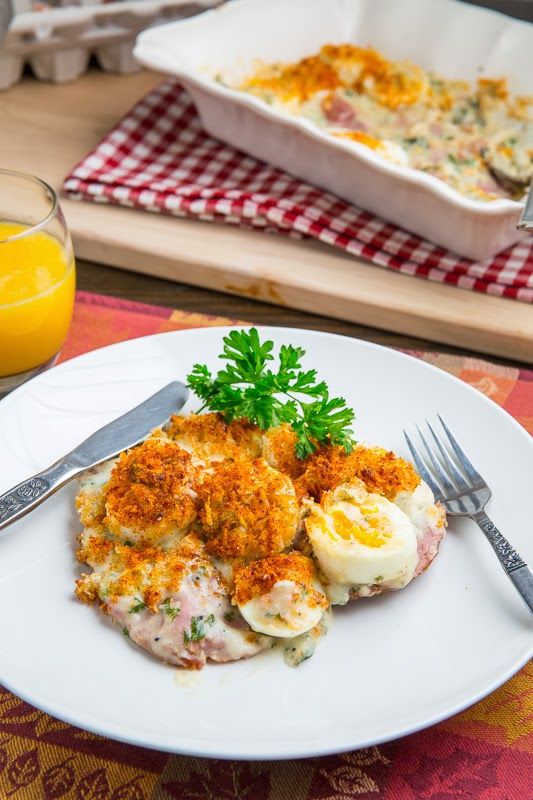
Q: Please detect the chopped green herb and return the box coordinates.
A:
[122,627,129,638]
[403,136,428,147]
[186,328,356,458]
[129,598,147,614]
[124,540,134,548]
[223,611,237,623]
[160,598,181,621]
[183,614,216,644]
[374,575,384,583]
[448,154,476,166]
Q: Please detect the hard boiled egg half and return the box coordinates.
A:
[233,553,329,638]
[305,480,418,601]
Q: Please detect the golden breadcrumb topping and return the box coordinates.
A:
[321,44,427,108]
[233,553,328,608]
[76,489,106,529]
[104,438,199,542]
[76,530,114,567]
[166,412,262,462]
[295,444,420,501]
[262,424,305,480]
[75,532,211,610]
[245,54,340,102]
[244,44,426,108]
[197,458,299,559]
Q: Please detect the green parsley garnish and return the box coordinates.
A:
[129,598,147,614]
[183,614,216,645]
[448,153,476,166]
[186,328,355,458]
[160,598,181,620]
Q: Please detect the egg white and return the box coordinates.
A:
[305,482,418,598]
[238,578,327,638]
[394,480,442,537]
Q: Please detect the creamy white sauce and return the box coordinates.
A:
[283,611,330,667]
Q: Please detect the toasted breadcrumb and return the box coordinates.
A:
[76,487,106,529]
[234,553,328,608]
[166,412,262,463]
[295,444,420,502]
[262,424,305,480]
[76,531,212,610]
[198,458,299,559]
[104,438,199,543]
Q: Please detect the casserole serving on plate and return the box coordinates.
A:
[134,0,532,259]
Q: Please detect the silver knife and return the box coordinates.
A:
[0,380,189,532]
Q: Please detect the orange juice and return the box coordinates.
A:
[0,221,75,376]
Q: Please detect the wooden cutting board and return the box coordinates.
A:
[2,69,532,362]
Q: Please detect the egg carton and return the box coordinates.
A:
[0,0,221,90]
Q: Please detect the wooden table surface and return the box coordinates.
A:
[77,258,528,369]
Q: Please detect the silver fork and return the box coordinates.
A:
[404,415,533,615]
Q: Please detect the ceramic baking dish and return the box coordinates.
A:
[134,0,532,259]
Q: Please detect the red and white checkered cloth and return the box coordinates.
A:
[63,79,533,303]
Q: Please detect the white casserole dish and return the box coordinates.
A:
[134,0,532,260]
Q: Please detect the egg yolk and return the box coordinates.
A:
[316,504,393,548]
[332,509,392,547]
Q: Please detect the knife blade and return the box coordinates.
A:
[0,380,189,532]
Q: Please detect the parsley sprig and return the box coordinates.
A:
[186,328,355,458]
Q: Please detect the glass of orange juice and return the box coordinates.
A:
[0,170,76,394]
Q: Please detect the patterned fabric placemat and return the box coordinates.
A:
[62,81,533,304]
[1,290,531,800]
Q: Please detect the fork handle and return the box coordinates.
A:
[473,511,533,614]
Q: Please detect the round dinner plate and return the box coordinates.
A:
[0,327,531,760]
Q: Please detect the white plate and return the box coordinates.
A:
[0,327,531,760]
[134,0,532,260]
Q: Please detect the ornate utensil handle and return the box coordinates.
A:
[473,510,533,614]
[0,460,78,532]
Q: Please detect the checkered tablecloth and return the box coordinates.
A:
[1,291,531,800]
[63,80,533,303]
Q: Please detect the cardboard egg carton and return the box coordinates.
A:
[0,0,221,90]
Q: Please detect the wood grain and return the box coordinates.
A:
[2,69,532,363]
[77,259,529,368]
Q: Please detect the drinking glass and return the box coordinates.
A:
[0,170,76,394]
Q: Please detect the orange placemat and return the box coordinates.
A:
[1,290,531,800]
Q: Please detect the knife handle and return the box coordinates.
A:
[0,459,79,532]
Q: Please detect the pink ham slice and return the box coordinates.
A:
[108,565,271,669]
[322,95,367,131]
[414,518,446,577]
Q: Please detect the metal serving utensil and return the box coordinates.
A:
[483,129,532,200]
[404,415,533,615]
[517,178,533,231]
[0,380,189,532]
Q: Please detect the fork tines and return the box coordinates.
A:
[403,415,484,501]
